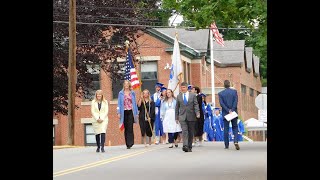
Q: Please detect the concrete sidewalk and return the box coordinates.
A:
[53,145,85,150]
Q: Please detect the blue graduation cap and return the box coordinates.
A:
[188,85,193,90]
[199,93,206,97]
[155,82,164,87]
[214,107,221,111]
[160,87,167,92]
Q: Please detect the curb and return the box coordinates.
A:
[53,146,85,149]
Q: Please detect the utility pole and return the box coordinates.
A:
[67,0,76,145]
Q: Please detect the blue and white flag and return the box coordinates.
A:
[168,34,183,97]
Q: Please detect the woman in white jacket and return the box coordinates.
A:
[91,90,109,152]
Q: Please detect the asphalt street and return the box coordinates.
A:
[53,141,267,180]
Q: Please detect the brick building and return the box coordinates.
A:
[53,28,262,146]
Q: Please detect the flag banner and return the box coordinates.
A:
[124,48,140,90]
[210,22,225,47]
[168,34,183,97]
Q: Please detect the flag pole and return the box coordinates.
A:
[210,27,216,107]
[125,40,155,140]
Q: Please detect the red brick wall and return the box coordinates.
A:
[239,64,262,121]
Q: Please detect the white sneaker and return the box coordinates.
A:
[195,141,200,147]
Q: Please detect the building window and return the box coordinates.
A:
[187,62,191,84]
[250,88,254,97]
[84,123,96,146]
[241,84,246,94]
[141,61,158,94]
[53,125,55,146]
[202,58,206,75]
[215,87,225,94]
[83,64,100,101]
[112,62,125,100]
[182,61,190,84]
[241,84,247,111]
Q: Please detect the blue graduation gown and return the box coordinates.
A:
[204,105,214,141]
[229,119,245,141]
[212,114,224,141]
[154,97,164,136]
[237,119,245,141]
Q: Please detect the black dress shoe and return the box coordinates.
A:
[169,145,173,148]
[127,147,131,149]
[101,148,105,152]
[96,148,100,152]
[188,148,192,152]
[234,143,240,150]
[182,146,188,152]
[175,144,178,148]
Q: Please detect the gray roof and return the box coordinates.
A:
[150,28,260,73]
[245,47,253,72]
[212,40,245,65]
[253,55,260,76]
[153,28,209,53]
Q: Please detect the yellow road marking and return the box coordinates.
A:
[53,147,164,177]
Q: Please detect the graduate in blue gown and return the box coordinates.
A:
[151,82,164,144]
[236,119,245,141]
[204,103,215,141]
[199,93,208,141]
[188,84,193,92]
[212,108,224,141]
[229,118,245,142]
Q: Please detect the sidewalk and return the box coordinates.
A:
[53,145,85,150]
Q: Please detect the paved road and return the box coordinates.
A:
[53,141,267,180]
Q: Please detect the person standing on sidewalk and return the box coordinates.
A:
[91,89,109,153]
[218,80,240,150]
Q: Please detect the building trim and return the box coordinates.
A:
[81,101,91,106]
[181,55,192,63]
[191,59,201,64]
[81,118,93,124]
[110,101,118,105]
[136,56,160,61]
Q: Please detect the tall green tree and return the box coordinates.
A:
[162,0,267,86]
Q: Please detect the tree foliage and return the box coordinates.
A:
[162,0,267,85]
[53,0,166,115]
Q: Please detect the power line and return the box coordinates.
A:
[53,41,256,52]
[54,5,160,11]
[53,14,162,24]
[53,21,252,30]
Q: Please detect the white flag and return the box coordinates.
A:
[168,34,183,97]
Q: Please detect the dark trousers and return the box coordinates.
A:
[168,132,179,143]
[124,110,134,148]
[223,117,239,148]
[180,120,196,149]
[95,133,106,149]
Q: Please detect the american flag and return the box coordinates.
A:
[124,48,140,89]
[210,22,225,47]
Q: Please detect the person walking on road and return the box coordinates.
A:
[117,80,139,149]
[218,80,240,150]
[175,82,200,152]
